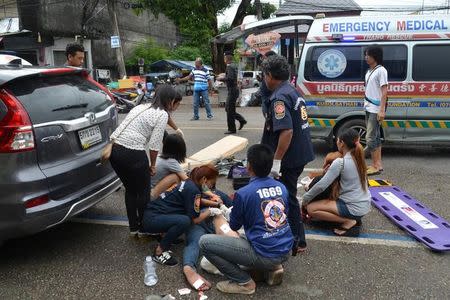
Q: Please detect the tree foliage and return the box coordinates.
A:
[169,44,211,64]
[246,2,277,19]
[125,38,169,66]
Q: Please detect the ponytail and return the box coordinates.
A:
[338,128,368,191]
[351,143,368,191]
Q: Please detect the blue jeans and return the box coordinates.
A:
[193,89,213,119]
[142,213,191,251]
[365,111,381,152]
[183,189,232,269]
[199,235,289,284]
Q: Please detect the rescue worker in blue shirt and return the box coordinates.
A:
[260,55,315,255]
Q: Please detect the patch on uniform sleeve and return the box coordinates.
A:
[194,194,201,213]
[300,106,308,121]
[274,101,285,120]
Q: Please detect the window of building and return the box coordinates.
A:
[413,44,450,81]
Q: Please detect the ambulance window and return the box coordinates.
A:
[413,45,450,81]
[304,46,365,81]
[381,45,407,81]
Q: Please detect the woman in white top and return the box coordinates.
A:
[302,128,371,237]
[109,85,181,236]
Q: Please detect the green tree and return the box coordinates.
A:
[136,0,243,72]
[126,38,169,66]
[169,44,211,65]
[246,2,277,19]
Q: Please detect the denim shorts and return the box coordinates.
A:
[336,199,361,221]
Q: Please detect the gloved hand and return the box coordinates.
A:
[208,207,222,217]
[270,159,282,178]
[220,205,232,221]
[175,128,184,138]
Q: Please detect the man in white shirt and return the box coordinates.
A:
[364,46,388,175]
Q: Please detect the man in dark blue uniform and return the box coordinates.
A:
[217,51,247,134]
[260,55,315,255]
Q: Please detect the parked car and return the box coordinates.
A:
[0,65,121,243]
[239,70,261,89]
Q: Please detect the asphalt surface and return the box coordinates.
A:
[1,102,449,300]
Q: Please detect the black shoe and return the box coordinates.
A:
[152,251,178,266]
[224,130,237,134]
[239,120,247,130]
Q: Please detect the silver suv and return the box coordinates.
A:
[0,66,121,243]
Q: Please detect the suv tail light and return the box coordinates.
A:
[25,194,49,209]
[0,89,35,153]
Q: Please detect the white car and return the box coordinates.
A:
[239,71,261,89]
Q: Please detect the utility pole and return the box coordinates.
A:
[255,0,262,20]
[107,0,126,78]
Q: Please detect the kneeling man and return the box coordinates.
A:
[199,144,293,295]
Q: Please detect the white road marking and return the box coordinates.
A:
[71,218,420,249]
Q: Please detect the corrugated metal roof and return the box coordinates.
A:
[277,0,362,15]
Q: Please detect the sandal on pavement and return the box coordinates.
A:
[333,225,361,237]
[367,166,382,176]
[216,280,255,295]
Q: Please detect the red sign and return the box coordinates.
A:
[245,32,281,55]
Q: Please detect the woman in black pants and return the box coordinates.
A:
[109,85,181,236]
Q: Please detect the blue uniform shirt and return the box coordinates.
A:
[147,180,201,218]
[229,176,294,258]
[261,81,315,168]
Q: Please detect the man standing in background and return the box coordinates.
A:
[217,51,247,134]
[364,46,388,175]
[177,57,214,121]
[65,43,85,67]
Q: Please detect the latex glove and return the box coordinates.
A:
[220,205,232,221]
[270,159,282,178]
[209,207,222,217]
[175,128,184,138]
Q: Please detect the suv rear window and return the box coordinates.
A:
[7,74,110,124]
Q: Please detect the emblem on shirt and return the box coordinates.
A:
[194,194,201,213]
[261,198,287,230]
[274,101,285,120]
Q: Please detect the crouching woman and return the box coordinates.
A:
[302,128,371,236]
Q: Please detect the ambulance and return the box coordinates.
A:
[297,14,450,147]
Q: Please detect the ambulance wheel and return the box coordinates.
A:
[335,118,367,148]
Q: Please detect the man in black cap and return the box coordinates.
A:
[217,51,247,134]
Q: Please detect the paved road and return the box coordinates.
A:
[1,104,449,299]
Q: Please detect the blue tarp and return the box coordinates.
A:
[148,59,212,73]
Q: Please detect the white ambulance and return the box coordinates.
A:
[297,14,450,147]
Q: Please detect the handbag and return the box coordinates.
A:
[100,105,152,164]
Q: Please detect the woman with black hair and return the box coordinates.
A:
[109,85,182,237]
[301,128,371,236]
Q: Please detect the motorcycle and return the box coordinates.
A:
[112,91,150,114]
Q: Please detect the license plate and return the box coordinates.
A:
[78,125,102,150]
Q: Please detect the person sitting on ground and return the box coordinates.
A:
[199,144,293,295]
[142,165,224,267]
[301,128,371,236]
[150,134,223,205]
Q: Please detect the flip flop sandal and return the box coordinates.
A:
[367,166,382,176]
[333,225,361,237]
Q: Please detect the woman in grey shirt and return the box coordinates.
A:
[302,129,371,236]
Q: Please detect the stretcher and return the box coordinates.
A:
[181,135,248,171]
[369,179,450,252]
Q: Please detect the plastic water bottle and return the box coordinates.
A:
[144,256,158,286]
